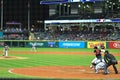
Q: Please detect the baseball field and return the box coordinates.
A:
[0,48,120,80]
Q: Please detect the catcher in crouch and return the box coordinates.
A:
[90,58,109,74]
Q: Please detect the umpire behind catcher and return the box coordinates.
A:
[104,50,118,74]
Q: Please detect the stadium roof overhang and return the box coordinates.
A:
[45,19,120,24]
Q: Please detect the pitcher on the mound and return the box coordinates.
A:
[3,44,9,57]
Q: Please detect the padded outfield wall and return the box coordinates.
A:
[0,40,120,49]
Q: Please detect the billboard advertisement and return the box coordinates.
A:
[109,42,120,49]
[59,41,86,48]
[47,41,58,47]
[87,41,106,48]
[28,41,58,48]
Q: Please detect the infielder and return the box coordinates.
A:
[31,42,37,52]
[3,44,9,57]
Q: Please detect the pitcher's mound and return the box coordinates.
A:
[0,56,27,60]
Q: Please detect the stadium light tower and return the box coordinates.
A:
[1,0,3,30]
[28,0,30,31]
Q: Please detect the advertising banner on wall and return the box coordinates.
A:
[87,41,106,48]
[59,41,86,48]
[109,42,120,49]
[29,42,47,47]
[47,41,58,48]
[28,41,58,48]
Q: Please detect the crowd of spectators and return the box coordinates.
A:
[4,27,28,33]
[1,25,120,41]
[33,26,120,41]
[2,27,29,40]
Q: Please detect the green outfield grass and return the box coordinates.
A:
[0,47,120,52]
[0,48,120,79]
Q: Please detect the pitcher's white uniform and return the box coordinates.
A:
[3,44,9,57]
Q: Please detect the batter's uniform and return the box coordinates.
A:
[3,44,9,57]
[90,57,97,69]
[104,50,118,74]
[94,46,102,62]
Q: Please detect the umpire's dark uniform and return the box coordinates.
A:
[104,50,118,74]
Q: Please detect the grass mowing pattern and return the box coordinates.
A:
[0,48,120,52]
[0,54,94,68]
[0,48,119,78]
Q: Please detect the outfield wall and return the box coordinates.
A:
[0,40,120,49]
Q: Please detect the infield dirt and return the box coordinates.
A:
[8,51,120,79]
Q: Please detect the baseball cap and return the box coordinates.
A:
[94,46,98,49]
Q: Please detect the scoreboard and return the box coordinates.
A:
[40,0,68,4]
[40,0,104,4]
[70,0,94,2]
[70,0,104,2]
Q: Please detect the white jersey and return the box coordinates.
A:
[32,43,36,47]
[3,45,9,57]
[31,43,37,52]
[95,61,105,70]
[91,58,109,74]
[4,45,9,51]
